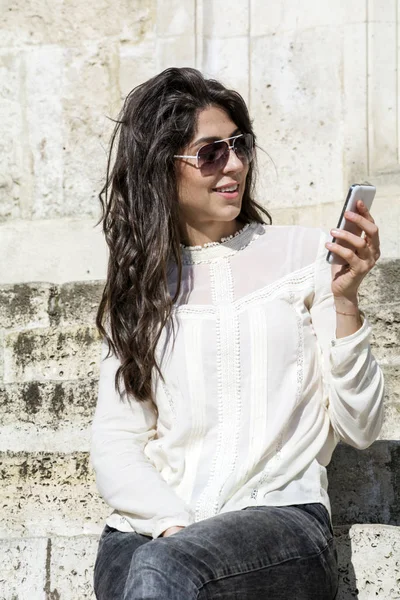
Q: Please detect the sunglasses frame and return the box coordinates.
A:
[174,133,254,171]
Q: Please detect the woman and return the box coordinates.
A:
[91,67,384,599]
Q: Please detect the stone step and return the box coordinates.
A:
[3,325,101,384]
[1,442,399,538]
[0,379,97,452]
[0,262,399,333]
[0,281,104,331]
[0,451,108,538]
[1,525,399,600]
[0,363,398,453]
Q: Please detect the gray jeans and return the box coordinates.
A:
[93,503,339,599]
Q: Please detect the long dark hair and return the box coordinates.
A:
[96,66,272,406]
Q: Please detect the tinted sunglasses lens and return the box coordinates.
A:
[198,141,229,173]
[233,134,254,163]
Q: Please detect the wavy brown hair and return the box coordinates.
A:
[96,66,272,406]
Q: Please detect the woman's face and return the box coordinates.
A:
[176,105,250,230]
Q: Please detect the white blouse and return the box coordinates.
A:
[90,221,384,539]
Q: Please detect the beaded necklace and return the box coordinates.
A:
[180,222,251,251]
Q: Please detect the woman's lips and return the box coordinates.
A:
[212,184,240,199]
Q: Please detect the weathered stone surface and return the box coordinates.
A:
[378,365,400,440]
[119,42,157,99]
[0,0,157,47]
[202,0,249,37]
[0,379,97,426]
[334,524,400,599]
[0,451,108,537]
[202,37,249,103]
[61,43,116,220]
[3,326,102,383]
[367,304,400,364]
[49,282,104,327]
[0,51,25,222]
[1,527,399,600]
[0,537,47,600]
[327,441,400,526]
[50,536,99,600]
[2,441,399,539]
[0,379,97,452]
[250,27,344,209]
[359,260,400,308]
[379,403,400,440]
[157,35,196,73]
[0,283,53,330]
[0,218,108,284]
[156,0,194,37]
[25,46,64,219]
[250,0,349,37]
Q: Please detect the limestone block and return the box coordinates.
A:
[0,537,47,600]
[342,22,369,186]
[202,36,249,104]
[367,304,400,364]
[379,403,400,441]
[0,218,108,285]
[49,536,99,600]
[60,43,117,219]
[0,0,63,47]
[0,283,52,330]
[0,379,97,452]
[0,51,25,221]
[0,451,108,537]
[25,46,64,219]
[335,524,400,599]
[250,0,352,37]
[59,0,157,46]
[0,330,4,381]
[156,0,195,37]
[202,0,249,37]
[0,379,96,427]
[250,27,343,209]
[157,36,196,72]
[0,0,156,46]
[327,441,399,526]
[49,281,104,328]
[3,325,102,383]
[378,365,400,440]
[119,42,157,100]
[358,261,400,308]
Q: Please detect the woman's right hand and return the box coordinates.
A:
[161,526,185,537]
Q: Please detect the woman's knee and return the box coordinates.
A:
[124,538,203,597]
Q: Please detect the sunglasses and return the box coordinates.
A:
[174,133,254,176]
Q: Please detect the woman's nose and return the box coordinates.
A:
[222,148,244,173]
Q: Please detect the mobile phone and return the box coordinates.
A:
[326,183,376,265]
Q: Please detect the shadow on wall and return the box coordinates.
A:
[327,440,400,598]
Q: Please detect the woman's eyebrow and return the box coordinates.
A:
[190,128,241,150]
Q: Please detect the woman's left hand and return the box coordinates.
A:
[325,200,381,302]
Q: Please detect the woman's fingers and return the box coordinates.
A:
[330,228,369,255]
[340,201,381,261]
[326,241,370,272]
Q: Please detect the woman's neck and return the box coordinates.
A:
[180,219,245,248]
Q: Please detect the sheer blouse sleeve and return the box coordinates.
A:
[308,231,385,449]
[90,339,195,539]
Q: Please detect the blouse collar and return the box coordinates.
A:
[180,221,266,265]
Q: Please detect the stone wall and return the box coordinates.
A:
[1,0,400,284]
[1,264,399,598]
[1,0,400,598]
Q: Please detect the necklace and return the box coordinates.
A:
[180,222,251,251]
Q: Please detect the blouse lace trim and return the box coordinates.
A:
[180,221,266,264]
